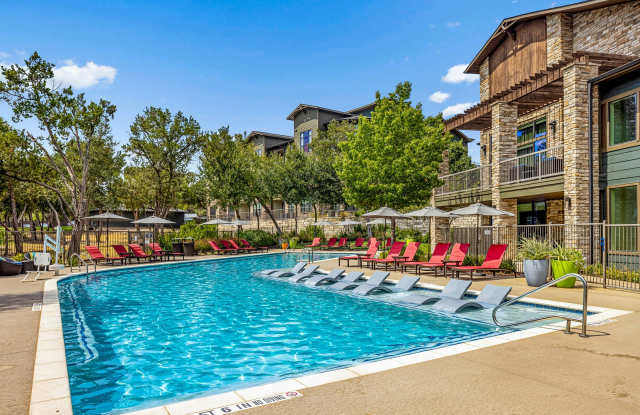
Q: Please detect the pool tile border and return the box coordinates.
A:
[29,253,632,415]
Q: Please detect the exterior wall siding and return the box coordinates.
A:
[546,13,573,66]
[293,110,319,148]
[601,146,640,187]
[572,2,640,56]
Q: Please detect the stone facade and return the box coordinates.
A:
[546,199,564,224]
[546,13,573,66]
[516,101,564,149]
[572,2,640,57]
[490,102,518,226]
[292,110,319,148]
[562,62,600,225]
[479,58,490,102]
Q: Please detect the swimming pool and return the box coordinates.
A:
[57,253,568,414]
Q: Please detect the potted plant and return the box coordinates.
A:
[550,245,585,288]
[517,238,552,287]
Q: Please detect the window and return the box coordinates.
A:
[255,147,263,156]
[608,94,637,147]
[609,185,638,251]
[517,201,546,225]
[517,117,547,158]
[301,201,312,213]
[300,130,312,153]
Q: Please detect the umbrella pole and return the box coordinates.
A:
[391,218,396,243]
[476,215,480,258]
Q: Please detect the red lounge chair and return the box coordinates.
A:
[338,239,379,267]
[150,242,184,261]
[321,237,337,249]
[220,240,240,254]
[305,237,321,248]
[385,238,392,249]
[85,245,125,265]
[230,239,255,253]
[128,244,153,262]
[451,244,514,280]
[351,237,365,249]
[402,242,451,274]
[362,241,406,269]
[335,237,347,249]
[112,245,132,263]
[374,241,420,270]
[241,239,268,252]
[208,240,233,254]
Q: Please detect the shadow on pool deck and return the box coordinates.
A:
[3,252,640,415]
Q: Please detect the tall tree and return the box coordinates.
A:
[447,138,476,174]
[119,166,154,228]
[125,106,203,218]
[0,52,117,255]
[335,81,446,210]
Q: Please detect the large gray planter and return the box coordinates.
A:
[523,259,549,287]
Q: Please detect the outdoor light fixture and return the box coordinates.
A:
[550,120,557,134]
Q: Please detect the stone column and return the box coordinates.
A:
[490,102,518,225]
[562,63,600,226]
[546,13,573,66]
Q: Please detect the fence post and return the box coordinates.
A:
[602,220,607,288]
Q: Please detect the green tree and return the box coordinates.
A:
[447,137,475,174]
[0,52,117,255]
[119,166,154,229]
[125,106,203,218]
[335,81,446,211]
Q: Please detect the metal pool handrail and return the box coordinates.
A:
[69,253,96,275]
[492,273,588,337]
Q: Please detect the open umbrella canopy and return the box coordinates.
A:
[449,203,515,217]
[365,218,387,226]
[201,218,231,225]
[312,220,332,226]
[336,219,361,226]
[132,215,176,225]
[82,212,130,221]
[361,207,409,219]
[228,219,250,226]
[406,207,456,218]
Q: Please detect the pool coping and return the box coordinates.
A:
[29,252,632,415]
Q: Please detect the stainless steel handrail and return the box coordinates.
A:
[69,253,96,275]
[492,273,588,337]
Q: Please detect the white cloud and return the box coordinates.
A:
[429,91,450,104]
[442,102,477,118]
[447,21,461,28]
[442,64,479,84]
[53,60,117,89]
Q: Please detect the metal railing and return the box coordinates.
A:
[434,165,492,196]
[492,273,588,337]
[499,145,564,185]
[69,253,96,275]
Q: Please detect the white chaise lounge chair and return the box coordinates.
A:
[256,262,306,278]
[328,271,389,292]
[397,279,472,305]
[307,270,363,287]
[353,275,420,296]
[431,284,512,313]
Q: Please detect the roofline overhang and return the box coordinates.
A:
[286,104,352,121]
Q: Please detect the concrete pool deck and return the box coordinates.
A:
[2,251,640,414]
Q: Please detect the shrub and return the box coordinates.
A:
[462,255,484,266]
[12,253,25,261]
[288,237,300,249]
[414,243,431,262]
[500,258,516,272]
[239,229,278,247]
[298,225,325,242]
[517,237,552,260]
[551,245,585,271]
[194,239,212,254]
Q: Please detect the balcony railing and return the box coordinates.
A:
[434,164,492,196]
[499,145,564,185]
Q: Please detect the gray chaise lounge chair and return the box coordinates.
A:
[287,264,321,282]
[353,275,420,296]
[309,270,363,288]
[328,271,389,292]
[257,262,306,278]
[302,269,346,286]
[397,279,472,305]
[431,284,512,313]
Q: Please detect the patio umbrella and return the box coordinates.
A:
[448,203,515,256]
[82,212,130,251]
[362,207,409,242]
[132,216,176,244]
[336,219,360,226]
[406,207,458,241]
[201,218,231,225]
[312,220,332,226]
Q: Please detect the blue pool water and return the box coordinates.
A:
[59,253,511,414]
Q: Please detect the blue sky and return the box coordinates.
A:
[1,0,574,163]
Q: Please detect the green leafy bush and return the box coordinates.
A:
[500,258,516,272]
[238,230,277,247]
[551,245,585,271]
[462,255,484,266]
[298,225,325,242]
[517,238,552,260]
[288,237,300,249]
[194,239,212,254]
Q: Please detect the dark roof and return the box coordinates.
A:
[451,129,473,144]
[466,0,632,73]
[590,57,640,84]
[286,104,353,120]
[246,131,293,142]
[347,102,376,114]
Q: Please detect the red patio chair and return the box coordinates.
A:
[305,237,321,248]
[450,244,514,280]
[220,240,240,254]
[335,238,347,249]
[338,239,379,267]
[321,237,338,249]
[230,239,255,253]
[85,245,125,265]
[241,239,268,252]
[374,241,420,270]
[208,240,234,254]
[150,242,184,261]
[127,243,153,262]
[351,237,365,249]
[402,242,451,275]
[362,241,405,269]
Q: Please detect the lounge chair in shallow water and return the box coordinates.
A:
[353,275,420,296]
[257,262,306,277]
[329,271,389,292]
[299,269,345,285]
[398,279,472,306]
[431,284,512,313]
[307,270,363,287]
[287,265,320,282]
